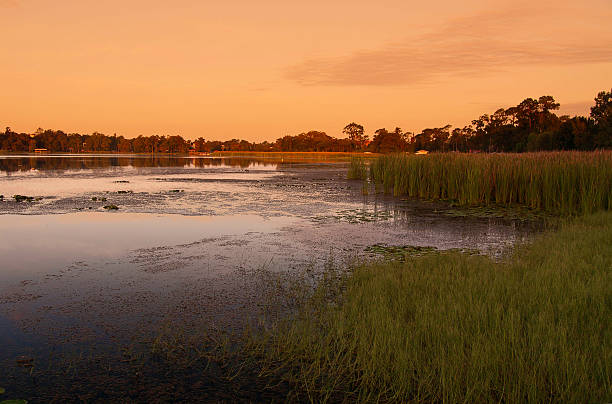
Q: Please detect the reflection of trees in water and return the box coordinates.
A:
[0,156,278,174]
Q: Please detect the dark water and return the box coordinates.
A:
[0,154,540,402]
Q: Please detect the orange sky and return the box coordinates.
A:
[1,0,611,141]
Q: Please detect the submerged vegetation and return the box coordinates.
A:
[247,212,612,403]
[370,151,612,215]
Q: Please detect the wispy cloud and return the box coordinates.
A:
[285,3,612,86]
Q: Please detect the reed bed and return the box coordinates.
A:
[252,212,612,403]
[369,151,612,215]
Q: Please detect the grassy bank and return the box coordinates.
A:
[369,152,612,215]
[251,212,611,403]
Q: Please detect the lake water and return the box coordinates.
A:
[0,154,540,400]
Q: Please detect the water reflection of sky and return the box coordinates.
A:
[0,212,298,287]
[0,155,279,176]
[0,169,279,197]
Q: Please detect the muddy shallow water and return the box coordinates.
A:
[0,154,541,402]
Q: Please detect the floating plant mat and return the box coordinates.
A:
[438,205,552,221]
[312,208,394,224]
[365,244,481,261]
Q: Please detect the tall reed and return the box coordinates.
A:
[369,151,612,215]
[347,156,368,180]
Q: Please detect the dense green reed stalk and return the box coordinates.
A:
[347,156,368,180]
[369,151,612,215]
[251,212,612,403]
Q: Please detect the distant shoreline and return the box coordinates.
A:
[0,151,379,158]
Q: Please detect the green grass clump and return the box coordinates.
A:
[253,212,612,403]
[347,157,368,181]
[369,151,612,216]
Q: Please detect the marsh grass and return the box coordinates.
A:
[246,212,612,403]
[347,157,368,180]
[370,151,612,216]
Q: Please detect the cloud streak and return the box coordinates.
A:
[285,4,612,86]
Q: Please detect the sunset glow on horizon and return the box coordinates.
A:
[2,0,611,141]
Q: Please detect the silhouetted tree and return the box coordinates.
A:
[591,89,612,148]
[342,122,367,150]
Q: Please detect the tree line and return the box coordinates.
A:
[2,89,610,154]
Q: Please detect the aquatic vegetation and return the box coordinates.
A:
[169,189,184,193]
[364,244,479,261]
[114,180,130,183]
[13,195,34,202]
[347,156,368,180]
[103,204,119,210]
[312,209,393,224]
[365,244,438,259]
[370,151,612,216]
[440,205,550,221]
[91,197,98,201]
[117,190,133,194]
[246,212,612,402]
